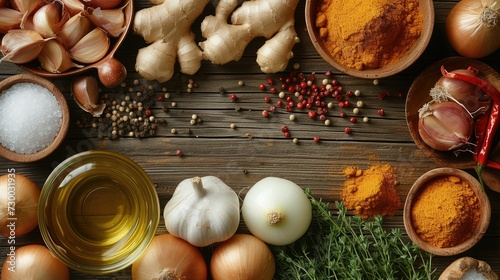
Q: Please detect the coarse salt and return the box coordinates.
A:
[0,82,62,154]
[461,269,488,280]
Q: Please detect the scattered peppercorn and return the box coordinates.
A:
[176,150,183,157]
[345,127,352,134]
[378,109,385,116]
[313,136,320,143]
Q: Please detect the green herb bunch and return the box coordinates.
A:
[272,189,436,280]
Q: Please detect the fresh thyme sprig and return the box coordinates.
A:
[271,189,436,280]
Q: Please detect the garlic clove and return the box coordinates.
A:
[0,7,23,34]
[83,6,127,37]
[0,29,48,64]
[57,12,93,49]
[71,76,106,117]
[60,0,85,16]
[10,0,44,28]
[32,0,69,39]
[69,27,110,64]
[38,39,84,73]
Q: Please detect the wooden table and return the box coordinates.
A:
[1,0,499,279]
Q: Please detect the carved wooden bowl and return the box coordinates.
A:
[18,0,133,88]
[403,168,491,256]
[0,74,70,162]
[305,0,434,78]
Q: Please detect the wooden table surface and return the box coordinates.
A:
[1,0,499,279]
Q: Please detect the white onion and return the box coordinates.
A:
[241,177,312,246]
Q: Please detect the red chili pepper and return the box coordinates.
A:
[441,65,500,103]
[476,102,500,186]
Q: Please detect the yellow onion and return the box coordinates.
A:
[418,101,474,151]
[1,244,69,280]
[211,234,275,280]
[0,174,40,238]
[431,68,490,115]
[131,234,207,280]
[0,8,23,34]
[446,0,500,58]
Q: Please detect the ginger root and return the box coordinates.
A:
[199,0,300,73]
[133,0,208,82]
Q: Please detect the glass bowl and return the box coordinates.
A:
[38,150,160,274]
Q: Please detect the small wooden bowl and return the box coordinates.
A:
[405,57,500,169]
[0,74,70,162]
[305,0,434,79]
[18,0,133,88]
[403,168,491,256]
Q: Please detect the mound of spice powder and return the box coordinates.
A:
[315,0,423,70]
[340,164,401,219]
[411,175,480,248]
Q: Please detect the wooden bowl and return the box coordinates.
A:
[0,74,70,162]
[18,0,133,88]
[405,57,500,169]
[403,168,491,256]
[305,0,434,79]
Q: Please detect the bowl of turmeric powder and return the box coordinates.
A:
[305,0,434,78]
[403,168,491,256]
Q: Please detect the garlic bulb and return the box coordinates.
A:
[163,176,240,247]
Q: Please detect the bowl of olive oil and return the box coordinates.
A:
[38,150,160,274]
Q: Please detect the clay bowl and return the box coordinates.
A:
[0,74,70,162]
[406,57,500,169]
[305,0,434,79]
[18,0,133,88]
[403,168,491,256]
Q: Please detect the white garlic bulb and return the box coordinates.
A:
[163,176,240,247]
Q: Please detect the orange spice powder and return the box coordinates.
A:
[340,164,401,219]
[315,0,424,70]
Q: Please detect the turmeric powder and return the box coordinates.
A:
[411,175,480,248]
[315,0,423,70]
[340,164,401,219]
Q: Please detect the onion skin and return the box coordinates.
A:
[1,244,69,280]
[418,101,474,151]
[131,234,207,280]
[0,174,40,237]
[446,0,500,58]
[211,234,275,280]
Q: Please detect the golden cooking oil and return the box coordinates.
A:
[39,151,159,274]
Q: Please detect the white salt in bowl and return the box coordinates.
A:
[0,74,69,162]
